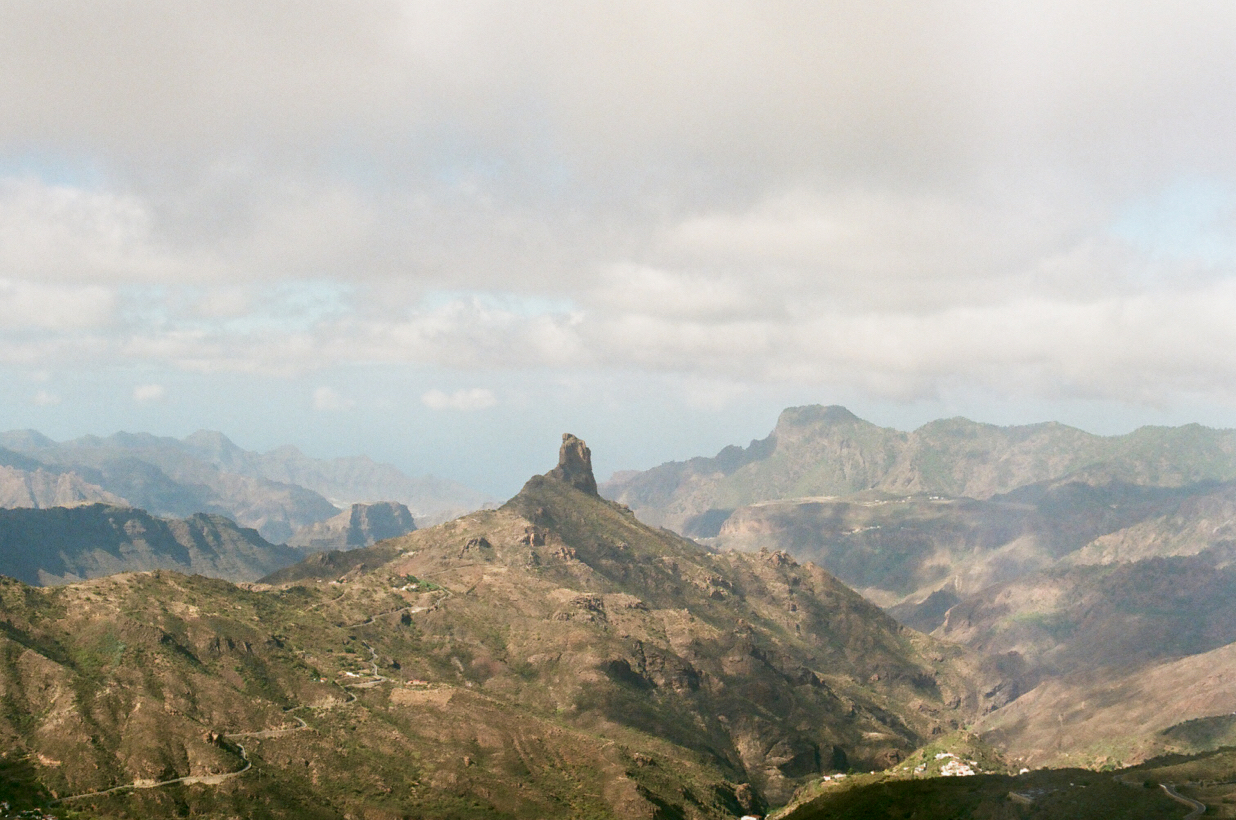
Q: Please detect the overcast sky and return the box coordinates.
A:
[3,1,1236,495]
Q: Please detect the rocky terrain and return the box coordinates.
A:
[0,504,303,584]
[0,435,1007,818]
[286,501,417,551]
[606,406,1236,784]
[0,429,490,541]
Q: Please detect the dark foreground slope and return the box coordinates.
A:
[0,503,303,584]
[0,435,1005,819]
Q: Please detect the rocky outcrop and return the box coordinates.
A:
[547,433,598,495]
[286,501,416,551]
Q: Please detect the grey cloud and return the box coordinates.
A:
[2,2,1236,412]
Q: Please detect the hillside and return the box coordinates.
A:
[977,639,1236,769]
[0,435,1007,818]
[932,549,1236,677]
[0,504,304,584]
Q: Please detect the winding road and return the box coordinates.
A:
[1161,783,1206,819]
[46,584,454,808]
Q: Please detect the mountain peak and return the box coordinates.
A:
[547,433,598,495]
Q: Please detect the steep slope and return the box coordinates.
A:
[267,434,1010,804]
[603,405,1236,535]
[933,550,1236,680]
[0,504,304,584]
[977,640,1236,768]
[709,479,1217,611]
[286,501,417,551]
[0,435,1007,819]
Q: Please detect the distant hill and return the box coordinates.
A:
[0,429,491,541]
[0,503,303,584]
[286,501,417,551]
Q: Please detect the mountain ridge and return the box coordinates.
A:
[0,434,1011,817]
[0,428,491,540]
[602,405,1236,534]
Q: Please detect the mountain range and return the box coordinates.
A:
[603,404,1236,536]
[0,434,1007,818]
[0,503,301,585]
[0,429,489,542]
[604,405,1236,780]
[8,412,1236,816]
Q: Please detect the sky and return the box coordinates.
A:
[3,2,1236,497]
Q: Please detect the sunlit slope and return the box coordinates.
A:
[0,436,1007,818]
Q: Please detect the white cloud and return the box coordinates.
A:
[0,178,185,283]
[31,389,60,406]
[312,386,356,411]
[421,388,497,412]
[2,3,1236,421]
[133,383,166,403]
[0,278,115,330]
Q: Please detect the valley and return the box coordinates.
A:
[5,414,1236,817]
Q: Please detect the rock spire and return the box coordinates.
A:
[547,433,598,495]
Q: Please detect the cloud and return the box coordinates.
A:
[31,389,60,406]
[2,3,1236,418]
[0,278,116,330]
[421,388,497,412]
[313,386,355,411]
[133,383,166,403]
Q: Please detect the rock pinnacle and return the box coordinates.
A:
[547,433,598,495]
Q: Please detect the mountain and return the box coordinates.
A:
[0,429,490,541]
[0,434,1007,818]
[0,503,304,584]
[976,638,1236,769]
[180,430,492,523]
[0,462,125,509]
[931,548,1236,678]
[710,478,1228,610]
[602,405,1236,534]
[286,501,417,551]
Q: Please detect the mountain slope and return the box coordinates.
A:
[266,434,1011,804]
[933,549,1236,679]
[0,434,1009,819]
[977,639,1236,768]
[0,503,304,584]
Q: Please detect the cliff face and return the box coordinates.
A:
[286,501,416,551]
